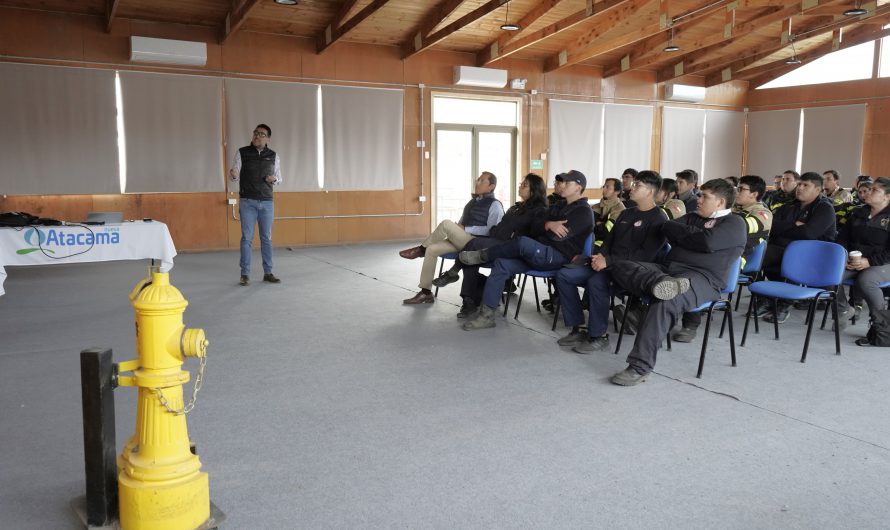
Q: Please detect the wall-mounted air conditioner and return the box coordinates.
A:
[665,84,707,103]
[453,66,508,88]
[130,36,207,66]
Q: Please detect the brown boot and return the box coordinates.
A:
[399,245,426,259]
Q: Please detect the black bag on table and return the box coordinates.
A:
[0,211,39,227]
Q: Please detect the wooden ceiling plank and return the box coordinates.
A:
[664,4,890,82]
[106,0,120,33]
[542,0,661,72]
[403,0,512,59]
[475,0,570,65]
[707,20,890,85]
[479,0,631,66]
[657,0,850,82]
[400,0,475,58]
[334,0,362,28]
[221,0,263,44]
[317,0,392,53]
[602,0,733,77]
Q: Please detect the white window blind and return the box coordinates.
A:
[801,104,865,183]
[746,109,801,179]
[704,110,745,180]
[548,99,603,185]
[120,71,223,193]
[225,78,319,192]
[321,85,404,191]
[0,63,119,195]
[603,103,652,180]
[661,107,705,180]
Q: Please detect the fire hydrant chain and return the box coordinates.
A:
[153,353,207,416]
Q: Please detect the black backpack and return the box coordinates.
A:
[865,310,890,347]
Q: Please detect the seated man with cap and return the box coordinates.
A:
[459,170,594,330]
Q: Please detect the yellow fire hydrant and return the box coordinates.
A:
[115,270,211,530]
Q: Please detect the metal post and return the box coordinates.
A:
[79,348,118,527]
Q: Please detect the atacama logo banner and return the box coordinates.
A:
[18,227,121,255]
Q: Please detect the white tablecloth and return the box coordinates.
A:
[0,221,177,296]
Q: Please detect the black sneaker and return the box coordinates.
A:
[432,270,460,288]
[239,275,249,286]
[557,329,587,346]
[572,335,610,354]
[263,273,281,283]
[672,327,697,343]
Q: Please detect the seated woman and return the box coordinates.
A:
[431,173,548,318]
[837,176,890,345]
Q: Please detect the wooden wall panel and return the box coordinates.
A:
[1,6,770,252]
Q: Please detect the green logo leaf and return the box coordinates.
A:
[16,247,53,255]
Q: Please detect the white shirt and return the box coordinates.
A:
[230,148,282,185]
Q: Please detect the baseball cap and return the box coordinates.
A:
[555,170,587,190]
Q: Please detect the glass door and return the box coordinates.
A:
[434,125,517,227]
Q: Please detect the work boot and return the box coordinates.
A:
[610,366,650,386]
[557,328,587,346]
[460,249,489,265]
[672,327,697,343]
[239,275,249,286]
[764,303,790,323]
[652,276,691,300]
[432,269,460,288]
[456,297,478,319]
[263,273,281,283]
[753,301,774,318]
[462,305,496,330]
[572,335,610,354]
[399,245,425,259]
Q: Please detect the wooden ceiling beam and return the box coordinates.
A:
[542,0,662,72]
[601,0,734,78]
[707,19,890,86]
[656,0,854,82]
[475,0,570,66]
[400,0,468,59]
[105,0,120,33]
[317,0,392,54]
[478,0,629,66]
[221,0,262,44]
[403,0,512,59]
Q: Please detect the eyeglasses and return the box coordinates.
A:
[252,131,268,138]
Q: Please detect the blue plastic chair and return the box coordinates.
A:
[510,233,594,331]
[733,239,768,311]
[689,257,742,378]
[740,240,847,363]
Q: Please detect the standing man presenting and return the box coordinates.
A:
[230,123,281,286]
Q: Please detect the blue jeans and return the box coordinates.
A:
[481,237,568,309]
[555,266,612,337]
[239,199,274,275]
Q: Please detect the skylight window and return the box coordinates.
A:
[758,41,875,89]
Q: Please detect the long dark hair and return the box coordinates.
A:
[520,173,547,210]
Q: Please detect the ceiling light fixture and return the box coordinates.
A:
[843,1,868,16]
[274,0,299,5]
[785,36,802,65]
[501,1,521,31]
[663,26,680,52]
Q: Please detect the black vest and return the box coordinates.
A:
[460,193,498,227]
[238,145,277,200]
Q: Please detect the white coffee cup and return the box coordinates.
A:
[849,250,863,263]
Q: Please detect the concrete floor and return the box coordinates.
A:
[1,241,889,529]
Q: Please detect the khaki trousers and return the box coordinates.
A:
[418,220,475,289]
